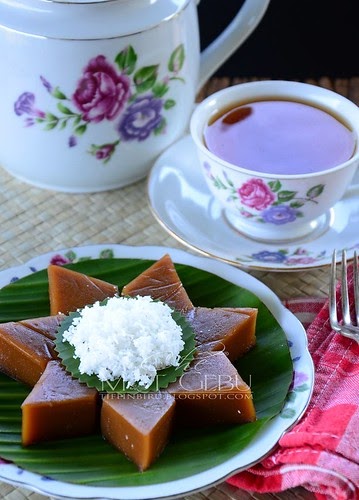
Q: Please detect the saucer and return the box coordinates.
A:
[148,135,359,271]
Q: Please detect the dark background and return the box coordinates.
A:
[197,0,358,79]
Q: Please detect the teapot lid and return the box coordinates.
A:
[0,0,190,39]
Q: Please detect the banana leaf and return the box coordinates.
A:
[0,258,293,486]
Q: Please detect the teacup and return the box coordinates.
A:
[0,0,269,192]
[190,80,359,243]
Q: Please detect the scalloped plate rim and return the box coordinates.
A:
[0,244,314,500]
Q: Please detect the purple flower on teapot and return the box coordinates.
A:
[14,92,45,120]
[118,96,163,141]
[73,55,130,123]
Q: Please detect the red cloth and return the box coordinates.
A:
[228,266,359,500]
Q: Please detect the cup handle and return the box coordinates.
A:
[197,0,271,90]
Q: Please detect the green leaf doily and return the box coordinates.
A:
[55,302,196,394]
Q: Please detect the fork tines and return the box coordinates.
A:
[329,249,359,341]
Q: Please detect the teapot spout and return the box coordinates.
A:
[198,0,270,91]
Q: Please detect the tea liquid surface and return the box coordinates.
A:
[204,100,356,175]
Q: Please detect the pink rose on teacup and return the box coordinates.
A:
[237,178,275,211]
[73,55,130,123]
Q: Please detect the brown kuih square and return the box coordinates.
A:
[187,306,257,360]
[21,360,99,446]
[167,351,255,426]
[48,264,118,315]
[0,322,56,386]
[122,253,193,313]
[101,392,176,471]
[20,314,65,341]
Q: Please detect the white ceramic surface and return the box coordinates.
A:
[190,80,359,242]
[148,135,359,271]
[0,244,314,499]
[0,0,269,192]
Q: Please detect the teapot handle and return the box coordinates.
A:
[198,0,271,90]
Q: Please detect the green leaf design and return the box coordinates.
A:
[170,76,185,84]
[280,407,297,419]
[294,383,309,392]
[74,124,87,136]
[99,249,115,259]
[290,201,305,208]
[277,190,297,202]
[115,46,137,75]
[44,122,58,131]
[286,391,297,403]
[64,250,77,262]
[57,103,75,115]
[168,44,185,72]
[52,87,67,100]
[134,65,158,93]
[152,82,169,98]
[55,305,196,393]
[73,115,82,126]
[0,258,293,486]
[154,118,166,136]
[268,180,282,192]
[45,112,58,122]
[164,99,176,110]
[213,177,227,189]
[307,184,324,199]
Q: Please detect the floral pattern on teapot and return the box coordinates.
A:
[14,44,185,164]
[204,162,325,226]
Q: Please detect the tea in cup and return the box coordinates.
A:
[190,80,359,242]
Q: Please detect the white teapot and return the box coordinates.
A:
[0,0,270,192]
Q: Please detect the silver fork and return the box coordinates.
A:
[329,249,359,343]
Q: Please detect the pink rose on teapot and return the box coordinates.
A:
[73,55,131,123]
[1,0,269,192]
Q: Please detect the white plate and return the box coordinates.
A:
[0,244,314,499]
[148,135,359,271]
